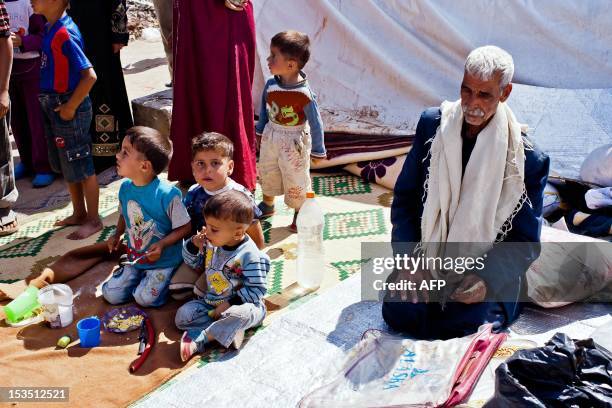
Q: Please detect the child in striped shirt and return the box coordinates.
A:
[176,190,270,361]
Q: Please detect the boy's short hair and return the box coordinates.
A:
[191,132,234,160]
[203,190,254,225]
[125,126,172,175]
[271,30,311,69]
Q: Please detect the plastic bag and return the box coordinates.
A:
[299,324,505,407]
[580,144,612,187]
[585,187,612,210]
[526,226,612,308]
[484,332,612,407]
[591,320,612,354]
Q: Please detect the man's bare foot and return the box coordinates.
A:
[54,214,86,227]
[67,218,103,240]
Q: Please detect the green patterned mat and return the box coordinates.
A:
[0,172,395,406]
[0,171,393,291]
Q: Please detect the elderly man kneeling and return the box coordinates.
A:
[383,46,550,339]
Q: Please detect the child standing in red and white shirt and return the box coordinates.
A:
[255,30,326,232]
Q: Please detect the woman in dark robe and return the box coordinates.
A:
[169,0,257,190]
[68,0,133,173]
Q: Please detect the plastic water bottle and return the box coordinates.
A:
[296,192,325,289]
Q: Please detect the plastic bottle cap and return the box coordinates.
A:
[306,192,315,198]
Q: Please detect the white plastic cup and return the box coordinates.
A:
[38,284,74,328]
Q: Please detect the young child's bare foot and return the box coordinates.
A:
[0,279,28,301]
[67,218,103,240]
[231,329,245,350]
[0,289,9,302]
[180,332,199,362]
[54,214,86,227]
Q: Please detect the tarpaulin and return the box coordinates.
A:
[253,0,612,135]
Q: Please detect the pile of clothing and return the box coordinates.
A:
[543,144,612,239]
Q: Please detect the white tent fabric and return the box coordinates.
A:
[341,85,612,180]
[252,0,612,177]
[508,85,612,178]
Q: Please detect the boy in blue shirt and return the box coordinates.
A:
[32,0,100,239]
[169,132,264,300]
[176,190,270,361]
[103,126,191,307]
[183,132,264,245]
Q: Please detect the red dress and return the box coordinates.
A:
[169,0,257,190]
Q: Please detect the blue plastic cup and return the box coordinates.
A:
[77,317,101,347]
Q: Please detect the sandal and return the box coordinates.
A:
[257,201,275,217]
[180,331,199,362]
[0,219,18,236]
[14,162,29,180]
[32,173,56,188]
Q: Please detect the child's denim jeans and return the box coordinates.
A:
[102,264,175,307]
[39,93,94,183]
[175,300,266,350]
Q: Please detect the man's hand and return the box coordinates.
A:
[388,268,432,304]
[146,242,165,262]
[10,32,22,47]
[191,227,207,252]
[451,274,487,304]
[208,301,231,319]
[106,234,121,253]
[0,90,8,118]
[112,43,125,54]
[54,103,76,121]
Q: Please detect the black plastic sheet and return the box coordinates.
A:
[485,332,612,407]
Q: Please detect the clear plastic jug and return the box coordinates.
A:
[296,192,325,289]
